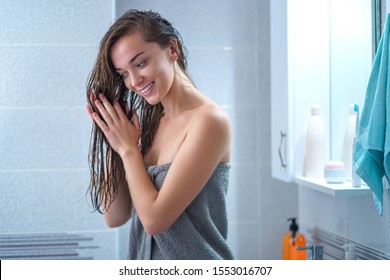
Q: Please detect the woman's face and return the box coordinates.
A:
[110,32,176,105]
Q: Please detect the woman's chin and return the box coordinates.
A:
[144,96,160,106]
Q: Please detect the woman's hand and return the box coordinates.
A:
[86,93,140,158]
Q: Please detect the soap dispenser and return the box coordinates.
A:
[282,218,307,260]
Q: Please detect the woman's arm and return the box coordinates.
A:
[91,94,231,235]
[102,161,132,228]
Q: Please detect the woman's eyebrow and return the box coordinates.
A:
[130,52,145,63]
[115,52,145,71]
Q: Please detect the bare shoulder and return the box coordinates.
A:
[193,103,231,130]
[191,103,231,136]
[188,102,231,159]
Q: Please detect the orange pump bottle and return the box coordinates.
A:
[282,218,307,260]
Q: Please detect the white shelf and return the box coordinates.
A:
[295,176,372,196]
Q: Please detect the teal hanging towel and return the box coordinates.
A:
[353,13,390,216]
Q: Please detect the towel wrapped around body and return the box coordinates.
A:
[128,162,234,260]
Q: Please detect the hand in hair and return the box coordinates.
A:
[87,93,140,158]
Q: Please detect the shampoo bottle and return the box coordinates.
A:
[304,105,326,178]
[282,218,307,260]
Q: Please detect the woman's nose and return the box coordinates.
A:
[127,71,143,90]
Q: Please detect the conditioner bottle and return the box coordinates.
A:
[304,105,326,178]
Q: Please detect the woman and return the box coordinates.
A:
[86,9,233,260]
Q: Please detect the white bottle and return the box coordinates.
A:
[304,105,326,178]
[351,104,361,187]
[343,104,357,178]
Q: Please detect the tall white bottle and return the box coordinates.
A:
[343,104,357,178]
[304,104,326,178]
[351,104,361,187]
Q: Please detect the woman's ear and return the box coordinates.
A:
[169,38,179,61]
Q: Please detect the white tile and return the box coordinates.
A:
[228,222,261,259]
[233,105,258,164]
[0,0,112,45]
[259,175,299,223]
[115,0,257,48]
[345,195,390,252]
[256,0,271,48]
[259,220,288,259]
[187,48,234,105]
[0,169,106,233]
[0,46,98,107]
[0,107,91,169]
[227,163,259,222]
[299,187,347,235]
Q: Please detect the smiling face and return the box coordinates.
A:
[110,32,177,105]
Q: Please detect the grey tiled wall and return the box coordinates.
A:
[299,186,390,255]
[0,0,117,259]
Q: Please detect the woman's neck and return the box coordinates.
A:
[160,72,208,119]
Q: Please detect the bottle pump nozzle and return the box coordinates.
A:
[287,218,299,242]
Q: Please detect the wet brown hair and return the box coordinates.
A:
[86,9,191,213]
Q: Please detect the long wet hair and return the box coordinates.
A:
[86,9,191,213]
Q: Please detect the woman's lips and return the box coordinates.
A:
[139,82,154,96]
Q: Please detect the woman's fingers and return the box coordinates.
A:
[113,100,128,120]
[98,94,119,122]
[94,98,115,127]
[86,104,94,119]
[88,92,98,112]
[86,94,140,155]
[86,103,109,135]
[132,110,140,131]
[91,111,109,133]
[125,102,130,115]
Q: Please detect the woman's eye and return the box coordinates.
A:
[136,60,146,68]
[118,72,127,79]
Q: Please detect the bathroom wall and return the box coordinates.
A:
[0,0,118,259]
[298,1,390,257]
[115,0,298,259]
[299,186,390,256]
[0,0,299,260]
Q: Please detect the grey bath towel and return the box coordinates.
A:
[128,162,234,260]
